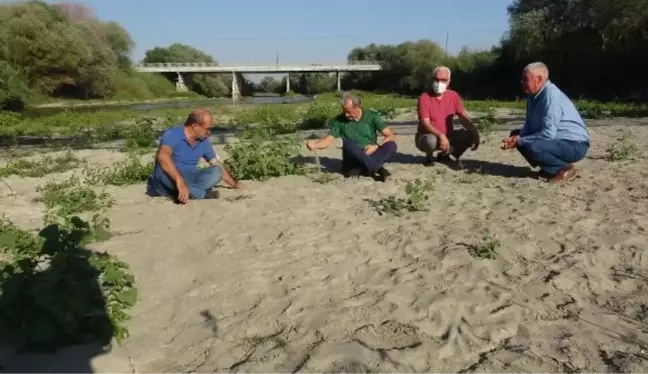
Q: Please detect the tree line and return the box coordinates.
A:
[1,0,647,110]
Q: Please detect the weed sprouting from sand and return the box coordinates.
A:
[34,176,115,218]
[309,172,337,184]
[469,234,500,260]
[369,178,434,216]
[475,108,501,141]
[605,133,639,161]
[83,153,153,186]
[0,151,85,178]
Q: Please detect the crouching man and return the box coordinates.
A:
[146,108,241,203]
[502,62,590,182]
[306,92,397,182]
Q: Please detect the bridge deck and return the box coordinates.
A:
[134,61,383,73]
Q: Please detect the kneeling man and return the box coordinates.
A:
[502,62,590,182]
[416,66,480,164]
[306,92,397,181]
[147,108,241,203]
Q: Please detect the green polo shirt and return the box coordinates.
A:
[328,109,386,148]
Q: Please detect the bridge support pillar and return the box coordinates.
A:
[176,73,188,92]
[336,72,342,91]
[285,73,290,93]
[231,71,242,102]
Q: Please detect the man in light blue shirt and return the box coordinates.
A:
[502,62,590,182]
[147,108,242,203]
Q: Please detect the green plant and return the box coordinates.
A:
[0,216,136,352]
[475,107,500,139]
[83,153,154,186]
[0,151,85,178]
[34,176,114,218]
[605,133,639,161]
[224,125,304,181]
[123,117,159,151]
[369,179,433,216]
[469,234,500,259]
[301,101,338,130]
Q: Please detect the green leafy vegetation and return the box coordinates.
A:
[224,124,304,181]
[0,151,84,178]
[605,133,639,161]
[83,153,154,186]
[469,234,500,260]
[0,1,189,110]
[0,165,137,352]
[369,179,434,216]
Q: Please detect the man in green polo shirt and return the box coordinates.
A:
[306,92,397,181]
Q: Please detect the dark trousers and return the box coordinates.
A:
[510,129,589,175]
[342,139,397,174]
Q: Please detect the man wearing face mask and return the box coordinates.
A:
[415,66,480,165]
[502,62,590,182]
[306,92,397,181]
[146,108,241,203]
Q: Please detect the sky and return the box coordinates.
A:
[48,0,514,64]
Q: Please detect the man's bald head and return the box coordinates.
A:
[184,108,213,127]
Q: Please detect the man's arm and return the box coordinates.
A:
[517,97,559,146]
[306,135,335,150]
[208,158,240,188]
[379,127,396,145]
[457,110,480,149]
[157,145,185,186]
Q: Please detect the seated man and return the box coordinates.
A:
[416,66,480,165]
[146,108,241,203]
[306,92,397,182]
[502,62,590,182]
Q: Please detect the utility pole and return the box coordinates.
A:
[445,31,449,56]
[276,52,279,68]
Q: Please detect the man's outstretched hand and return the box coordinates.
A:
[502,135,519,150]
[177,179,190,204]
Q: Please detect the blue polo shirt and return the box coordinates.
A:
[150,125,216,183]
[519,81,590,146]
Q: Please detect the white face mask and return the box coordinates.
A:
[432,81,447,95]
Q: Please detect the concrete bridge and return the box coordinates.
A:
[133,61,383,101]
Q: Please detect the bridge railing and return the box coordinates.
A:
[134,60,383,68]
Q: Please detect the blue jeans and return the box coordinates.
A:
[146,166,222,200]
[515,136,589,175]
[342,139,397,174]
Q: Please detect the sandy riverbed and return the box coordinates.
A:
[1,122,647,373]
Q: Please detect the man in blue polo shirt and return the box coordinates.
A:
[502,62,590,183]
[146,108,241,203]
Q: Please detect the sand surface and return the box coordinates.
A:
[1,122,648,373]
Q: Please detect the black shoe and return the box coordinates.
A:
[375,167,391,182]
[437,153,452,163]
[204,190,220,199]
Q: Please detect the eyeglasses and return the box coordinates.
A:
[433,77,449,83]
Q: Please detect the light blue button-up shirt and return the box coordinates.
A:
[519,81,590,146]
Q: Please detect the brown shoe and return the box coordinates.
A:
[549,165,577,183]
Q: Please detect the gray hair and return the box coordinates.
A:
[524,62,549,80]
[340,91,361,107]
[433,65,451,79]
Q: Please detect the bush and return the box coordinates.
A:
[301,101,338,130]
[224,125,304,181]
[0,216,136,352]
